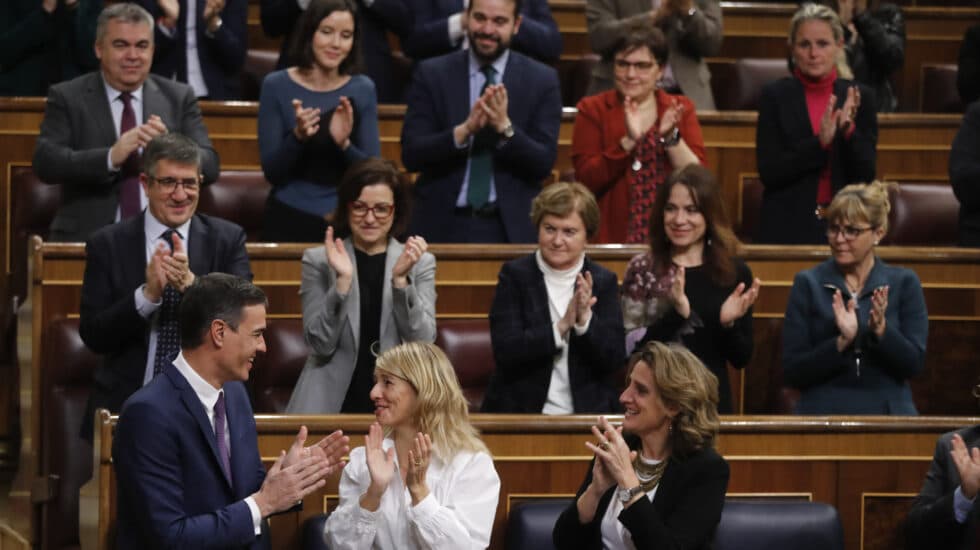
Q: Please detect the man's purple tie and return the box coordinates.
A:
[214,391,233,485]
[118,92,141,219]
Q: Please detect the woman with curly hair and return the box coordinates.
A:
[553,341,730,549]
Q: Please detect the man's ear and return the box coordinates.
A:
[210,319,225,348]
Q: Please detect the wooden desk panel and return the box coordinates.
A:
[84,414,978,550]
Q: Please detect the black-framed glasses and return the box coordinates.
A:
[349,201,394,220]
[613,59,656,72]
[148,176,200,192]
[826,223,876,241]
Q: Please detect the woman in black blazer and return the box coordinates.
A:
[553,341,729,549]
[483,182,625,414]
[755,3,877,244]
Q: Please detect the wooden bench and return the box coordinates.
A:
[83,411,980,550]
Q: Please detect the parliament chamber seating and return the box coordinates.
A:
[710,58,790,111]
[240,49,279,102]
[736,176,959,246]
[39,317,98,550]
[198,170,272,241]
[500,497,845,550]
[557,54,599,107]
[920,63,963,113]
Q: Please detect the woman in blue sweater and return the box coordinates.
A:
[258,0,380,242]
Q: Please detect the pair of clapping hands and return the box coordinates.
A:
[833,285,889,351]
[456,84,512,143]
[321,227,428,294]
[818,86,862,147]
[667,267,763,327]
[251,426,350,518]
[361,422,433,509]
[144,232,194,301]
[293,97,356,150]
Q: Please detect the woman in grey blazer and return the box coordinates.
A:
[286,158,437,413]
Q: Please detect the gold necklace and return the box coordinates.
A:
[632,455,668,492]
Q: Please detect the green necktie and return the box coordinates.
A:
[467,65,497,209]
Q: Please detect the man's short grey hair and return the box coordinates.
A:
[142,133,202,178]
[96,3,154,44]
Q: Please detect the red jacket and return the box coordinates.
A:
[572,88,706,243]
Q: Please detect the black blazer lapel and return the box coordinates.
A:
[188,215,213,276]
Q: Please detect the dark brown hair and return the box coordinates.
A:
[648,165,739,286]
[609,20,668,66]
[332,157,412,239]
[288,0,362,74]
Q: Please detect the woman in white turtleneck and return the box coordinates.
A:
[482,182,626,414]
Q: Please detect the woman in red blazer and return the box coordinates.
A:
[572,22,707,244]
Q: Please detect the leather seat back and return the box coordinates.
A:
[434,318,495,412]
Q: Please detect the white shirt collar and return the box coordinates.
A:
[102,76,144,108]
[144,212,192,250]
[173,351,223,411]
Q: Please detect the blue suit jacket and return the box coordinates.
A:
[782,257,928,415]
[401,49,561,243]
[137,0,248,100]
[113,365,269,549]
[483,253,625,413]
[402,0,561,64]
[79,212,251,440]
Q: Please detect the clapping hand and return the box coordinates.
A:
[670,266,691,319]
[479,84,511,134]
[406,432,432,505]
[391,236,427,288]
[837,86,860,133]
[832,289,858,351]
[282,425,350,475]
[868,285,889,338]
[292,99,321,142]
[323,226,353,294]
[658,99,684,138]
[624,96,657,141]
[584,416,639,491]
[329,96,355,150]
[360,422,396,511]
[951,433,980,499]
[719,277,762,327]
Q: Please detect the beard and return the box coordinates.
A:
[467,30,509,64]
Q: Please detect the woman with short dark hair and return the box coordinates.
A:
[286,158,436,413]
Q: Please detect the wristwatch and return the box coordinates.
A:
[658,127,681,147]
[501,123,515,140]
[617,485,644,503]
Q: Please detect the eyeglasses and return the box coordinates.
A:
[148,176,200,192]
[826,224,876,240]
[614,59,656,72]
[350,201,394,220]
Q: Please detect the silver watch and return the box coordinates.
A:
[501,124,515,139]
[617,485,644,503]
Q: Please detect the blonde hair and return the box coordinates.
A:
[789,3,853,80]
[530,182,601,239]
[627,342,720,456]
[374,342,488,461]
[826,180,897,234]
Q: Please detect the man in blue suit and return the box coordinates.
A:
[113,273,350,548]
[136,0,248,99]
[401,0,561,243]
[401,0,561,65]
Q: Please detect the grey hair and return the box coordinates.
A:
[96,3,154,44]
[141,133,202,178]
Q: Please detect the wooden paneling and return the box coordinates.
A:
[82,413,980,550]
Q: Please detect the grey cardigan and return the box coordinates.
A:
[285,237,437,413]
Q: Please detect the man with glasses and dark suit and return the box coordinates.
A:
[77,132,249,442]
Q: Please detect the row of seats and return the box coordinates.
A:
[240,50,964,112]
[301,498,846,550]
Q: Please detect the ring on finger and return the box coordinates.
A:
[599,441,609,451]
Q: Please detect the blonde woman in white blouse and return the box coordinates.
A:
[324,342,501,549]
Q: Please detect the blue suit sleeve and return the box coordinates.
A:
[494,63,561,183]
[401,60,471,172]
[401,0,458,59]
[782,272,847,389]
[863,269,927,381]
[203,0,249,74]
